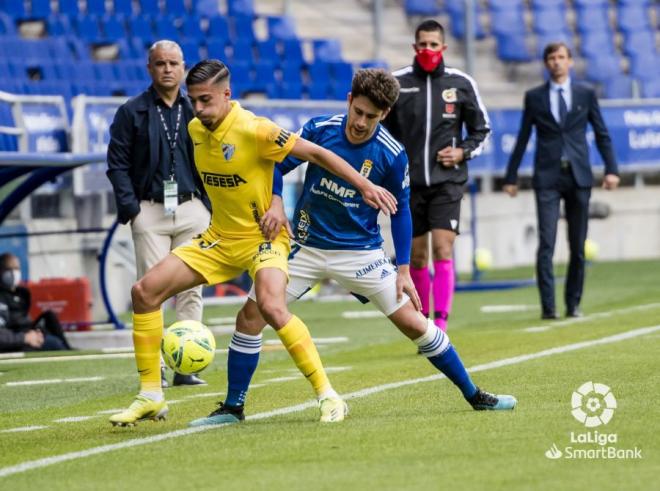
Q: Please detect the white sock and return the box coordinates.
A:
[318,388,339,401]
[139,391,164,402]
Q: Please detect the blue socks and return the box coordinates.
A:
[414,320,478,400]
[225,331,262,407]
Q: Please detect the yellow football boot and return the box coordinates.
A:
[319,397,348,423]
[109,396,168,427]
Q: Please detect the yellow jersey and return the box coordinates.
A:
[189,101,298,239]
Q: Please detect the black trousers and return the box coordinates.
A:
[34,311,72,350]
[534,169,591,314]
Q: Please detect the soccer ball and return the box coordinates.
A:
[161,320,216,375]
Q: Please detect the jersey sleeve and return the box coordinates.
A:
[278,119,315,175]
[255,118,299,163]
[384,151,412,265]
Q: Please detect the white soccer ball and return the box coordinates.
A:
[161,320,216,375]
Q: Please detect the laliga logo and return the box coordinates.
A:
[571,381,617,427]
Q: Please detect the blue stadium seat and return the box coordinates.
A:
[489,0,525,10]
[617,6,651,33]
[180,39,202,65]
[206,37,228,59]
[75,15,102,43]
[181,15,204,40]
[308,61,331,98]
[602,75,633,99]
[208,16,230,42]
[253,60,278,94]
[227,61,251,91]
[58,0,81,17]
[128,16,154,43]
[282,39,304,65]
[277,81,303,99]
[227,0,255,17]
[360,59,389,69]
[47,14,71,36]
[116,38,142,59]
[154,16,181,41]
[314,39,343,63]
[618,0,651,5]
[280,60,303,86]
[230,40,254,64]
[31,0,53,18]
[267,15,297,41]
[0,12,16,34]
[165,0,189,17]
[532,8,567,35]
[622,30,657,58]
[140,0,162,16]
[113,0,134,17]
[446,1,487,40]
[531,0,565,8]
[575,7,610,34]
[0,0,26,18]
[231,15,255,42]
[93,62,119,82]
[193,0,221,16]
[640,79,660,98]
[403,0,442,16]
[257,39,280,64]
[330,61,353,90]
[580,30,616,58]
[87,0,108,16]
[584,55,622,82]
[48,36,76,60]
[496,34,533,62]
[573,0,609,9]
[490,9,526,37]
[102,15,128,41]
[629,53,660,81]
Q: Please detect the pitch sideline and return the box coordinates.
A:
[0,324,658,479]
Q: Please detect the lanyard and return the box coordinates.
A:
[156,102,182,178]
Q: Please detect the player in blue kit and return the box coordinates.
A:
[189,69,516,426]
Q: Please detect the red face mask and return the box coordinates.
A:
[415,48,443,73]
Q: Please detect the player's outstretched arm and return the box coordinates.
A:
[289,138,398,215]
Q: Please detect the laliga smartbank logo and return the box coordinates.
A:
[544,382,642,460]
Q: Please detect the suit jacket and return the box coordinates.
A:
[505,81,618,189]
[106,86,209,224]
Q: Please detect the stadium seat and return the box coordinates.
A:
[227,0,255,17]
[277,81,303,99]
[330,61,353,90]
[206,37,228,59]
[31,0,53,18]
[640,79,660,98]
[490,9,526,37]
[181,15,204,40]
[46,14,71,36]
[573,0,609,9]
[602,75,634,99]
[139,0,162,16]
[575,7,610,34]
[113,0,134,17]
[531,0,565,8]
[102,15,128,41]
[314,39,343,63]
[231,15,255,42]
[253,60,278,94]
[93,62,119,82]
[622,30,657,58]
[280,60,304,86]
[446,1,487,40]
[58,0,81,17]
[86,0,108,16]
[282,39,304,65]
[584,55,623,82]
[579,30,616,58]
[0,12,16,35]
[257,39,280,64]
[403,0,442,16]
[75,15,102,43]
[226,61,251,91]
[267,15,298,41]
[360,59,389,69]
[180,39,202,65]
[496,33,533,62]
[0,0,26,18]
[154,16,181,41]
[208,16,230,43]
[128,16,154,43]
[230,40,254,64]
[308,60,332,98]
[165,0,189,17]
[532,8,568,35]
[617,6,651,33]
[194,0,221,16]
[629,53,660,81]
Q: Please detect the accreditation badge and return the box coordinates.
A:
[163,178,178,216]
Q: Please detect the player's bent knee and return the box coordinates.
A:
[236,301,267,335]
[256,298,289,328]
[131,280,160,312]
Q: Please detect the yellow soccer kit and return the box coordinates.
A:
[173,101,298,284]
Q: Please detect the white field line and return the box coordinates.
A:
[342,311,384,319]
[1,324,658,479]
[0,349,230,366]
[0,426,49,433]
[53,417,95,423]
[5,377,104,387]
[523,302,660,333]
[481,304,537,313]
[264,337,348,346]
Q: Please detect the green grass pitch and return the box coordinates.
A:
[0,259,658,490]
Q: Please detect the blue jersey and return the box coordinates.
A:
[279,114,410,251]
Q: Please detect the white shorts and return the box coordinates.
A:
[248,243,409,316]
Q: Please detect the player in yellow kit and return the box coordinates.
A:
[110,59,397,426]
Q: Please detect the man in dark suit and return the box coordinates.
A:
[503,42,619,319]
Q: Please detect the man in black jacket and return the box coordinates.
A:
[384,20,490,332]
[0,253,71,352]
[503,42,619,319]
[107,40,210,386]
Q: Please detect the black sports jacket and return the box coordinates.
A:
[384,59,491,188]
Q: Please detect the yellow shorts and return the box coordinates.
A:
[172,228,291,285]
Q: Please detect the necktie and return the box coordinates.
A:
[558,87,568,125]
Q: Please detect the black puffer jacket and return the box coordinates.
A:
[0,286,31,351]
[384,59,491,188]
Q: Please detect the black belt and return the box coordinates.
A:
[147,193,195,205]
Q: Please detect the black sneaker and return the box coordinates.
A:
[189,402,245,427]
[172,373,207,386]
[468,387,517,411]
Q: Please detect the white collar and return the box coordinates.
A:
[550,77,571,93]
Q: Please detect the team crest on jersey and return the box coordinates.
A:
[442,88,457,103]
[445,103,455,114]
[359,160,373,178]
[222,143,235,161]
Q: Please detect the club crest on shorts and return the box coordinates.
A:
[442,88,457,103]
[359,159,373,178]
[222,143,235,161]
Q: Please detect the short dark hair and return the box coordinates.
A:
[351,69,400,111]
[543,42,572,62]
[0,253,15,269]
[186,59,230,86]
[415,19,444,42]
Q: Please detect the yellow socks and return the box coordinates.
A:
[276,315,331,397]
[133,310,163,395]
